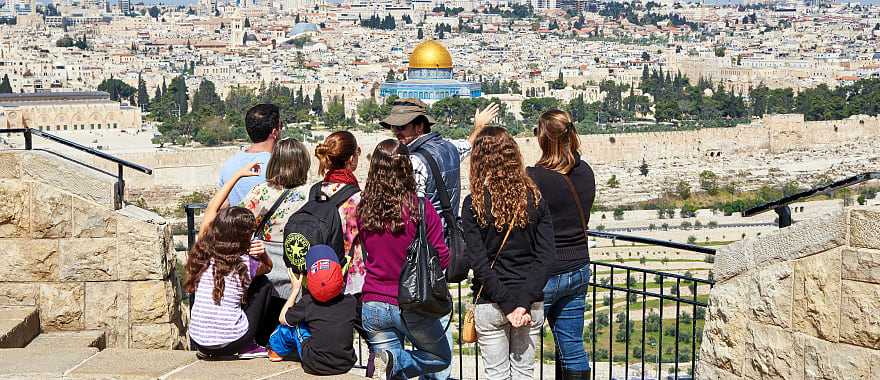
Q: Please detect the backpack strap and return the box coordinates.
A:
[326,183,360,206]
[308,181,324,201]
[310,182,360,205]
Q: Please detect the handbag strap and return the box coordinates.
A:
[472,225,513,304]
[559,173,590,258]
[253,188,291,241]
[413,151,456,224]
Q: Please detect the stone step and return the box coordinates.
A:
[0,306,39,348]
[60,348,366,380]
[27,330,106,351]
[0,347,98,378]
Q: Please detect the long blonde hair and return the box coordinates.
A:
[536,109,580,174]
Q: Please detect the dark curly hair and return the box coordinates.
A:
[357,139,418,233]
[470,127,541,230]
[185,207,255,305]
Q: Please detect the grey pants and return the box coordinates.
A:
[475,302,545,380]
[263,241,291,299]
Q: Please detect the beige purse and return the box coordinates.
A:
[461,227,513,344]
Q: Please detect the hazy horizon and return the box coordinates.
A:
[19,0,880,7]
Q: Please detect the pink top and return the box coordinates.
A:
[359,198,450,305]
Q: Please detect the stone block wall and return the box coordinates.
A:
[697,207,880,379]
[0,150,185,349]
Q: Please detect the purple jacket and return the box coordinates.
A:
[359,198,450,305]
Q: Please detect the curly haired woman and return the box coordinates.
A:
[356,139,451,380]
[462,127,555,380]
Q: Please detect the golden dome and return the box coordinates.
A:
[408,40,453,69]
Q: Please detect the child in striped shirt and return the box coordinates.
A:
[186,162,274,359]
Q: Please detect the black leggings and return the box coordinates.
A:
[191,275,274,356]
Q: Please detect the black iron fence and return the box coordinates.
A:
[1,128,153,209]
[184,204,715,379]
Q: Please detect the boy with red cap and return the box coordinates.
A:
[267,245,357,375]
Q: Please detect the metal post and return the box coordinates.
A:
[774,205,792,228]
[185,205,197,252]
[24,128,32,150]
[114,164,125,210]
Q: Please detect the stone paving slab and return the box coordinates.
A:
[164,359,301,380]
[66,349,198,380]
[0,347,98,379]
[27,330,106,350]
[263,369,364,380]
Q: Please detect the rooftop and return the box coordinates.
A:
[0,91,112,104]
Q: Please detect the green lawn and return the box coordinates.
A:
[537,318,706,365]
[588,294,710,315]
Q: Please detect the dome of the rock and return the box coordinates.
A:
[408,40,453,69]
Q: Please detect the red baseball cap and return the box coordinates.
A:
[306,245,344,302]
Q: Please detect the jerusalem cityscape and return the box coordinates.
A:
[0,0,879,379]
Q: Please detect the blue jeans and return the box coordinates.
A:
[543,263,591,373]
[362,301,452,379]
[420,313,453,380]
[268,323,311,358]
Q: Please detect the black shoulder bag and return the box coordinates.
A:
[398,198,453,319]
[413,151,469,283]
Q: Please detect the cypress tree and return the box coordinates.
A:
[137,73,149,107]
[0,74,12,93]
[312,86,323,115]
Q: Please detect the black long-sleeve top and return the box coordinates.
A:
[527,159,596,276]
[461,193,556,315]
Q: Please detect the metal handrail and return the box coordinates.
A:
[588,230,717,255]
[1,128,153,209]
[182,202,718,256]
[742,171,880,227]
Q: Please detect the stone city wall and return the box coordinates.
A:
[697,206,880,379]
[70,113,880,210]
[0,150,186,349]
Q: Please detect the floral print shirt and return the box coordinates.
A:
[321,182,365,295]
[242,183,307,243]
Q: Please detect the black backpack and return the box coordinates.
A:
[282,182,359,273]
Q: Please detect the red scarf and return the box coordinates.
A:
[324,169,359,187]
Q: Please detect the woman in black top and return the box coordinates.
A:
[462,126,555,380]
[526,110,596,380]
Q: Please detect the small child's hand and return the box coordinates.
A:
[248,240,266,258]
[236,162,261,178]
